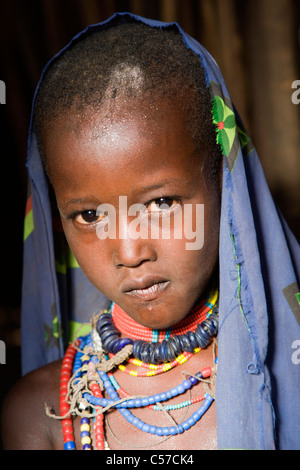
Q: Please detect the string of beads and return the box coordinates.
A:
[107,370,209,411]
[96,368,215,437]
[109,349,199,377]
[97,291,218,364]
[59,341,78,450]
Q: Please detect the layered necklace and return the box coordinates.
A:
[54,289,219,450]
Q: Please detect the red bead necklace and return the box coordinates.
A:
[112,292,216,342]
[60,341,78,450]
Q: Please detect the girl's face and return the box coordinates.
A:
[44,98,221,329]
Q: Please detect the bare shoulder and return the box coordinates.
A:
[1,360,62,450]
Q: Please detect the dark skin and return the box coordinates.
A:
[1,96,221,450]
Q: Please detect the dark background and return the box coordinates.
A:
[0,0,299,434]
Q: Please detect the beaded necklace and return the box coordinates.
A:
[97,290,218,365]
[112,290,217,342]
[112,350,199,377]
[57,290,219,450]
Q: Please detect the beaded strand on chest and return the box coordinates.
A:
[58,290,219,450]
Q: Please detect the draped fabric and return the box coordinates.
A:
[21,12,300,449]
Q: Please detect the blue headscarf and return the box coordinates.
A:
[22,12,300,449]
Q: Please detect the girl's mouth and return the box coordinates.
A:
[126,281,170,301]
[122,276,170,301]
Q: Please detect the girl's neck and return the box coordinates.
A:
[111,288,218,342]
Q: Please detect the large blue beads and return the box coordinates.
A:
[96,304,219,363]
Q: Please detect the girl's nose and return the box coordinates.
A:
[112,236,157,268]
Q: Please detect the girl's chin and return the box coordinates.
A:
[121,302,190,330]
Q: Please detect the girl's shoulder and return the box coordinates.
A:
[1,359,62,449]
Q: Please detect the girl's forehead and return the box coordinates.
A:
[43,98,205,195]
[76,96,178,133]
[45,96,196,161]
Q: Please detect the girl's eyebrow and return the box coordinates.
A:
[59,197,99,212]
[59,178,186,212]
[137,178,185,192]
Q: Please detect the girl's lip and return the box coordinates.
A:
[123,277,170,301]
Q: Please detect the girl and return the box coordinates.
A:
[2,12,299,450]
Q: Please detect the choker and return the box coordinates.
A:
[96,289,218,365]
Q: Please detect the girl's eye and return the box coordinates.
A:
[146,197,179,213]
[75,210,106,225]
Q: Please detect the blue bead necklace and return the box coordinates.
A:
[96,303,219,365]
[73,344,216,439]
[81,360,215,410]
